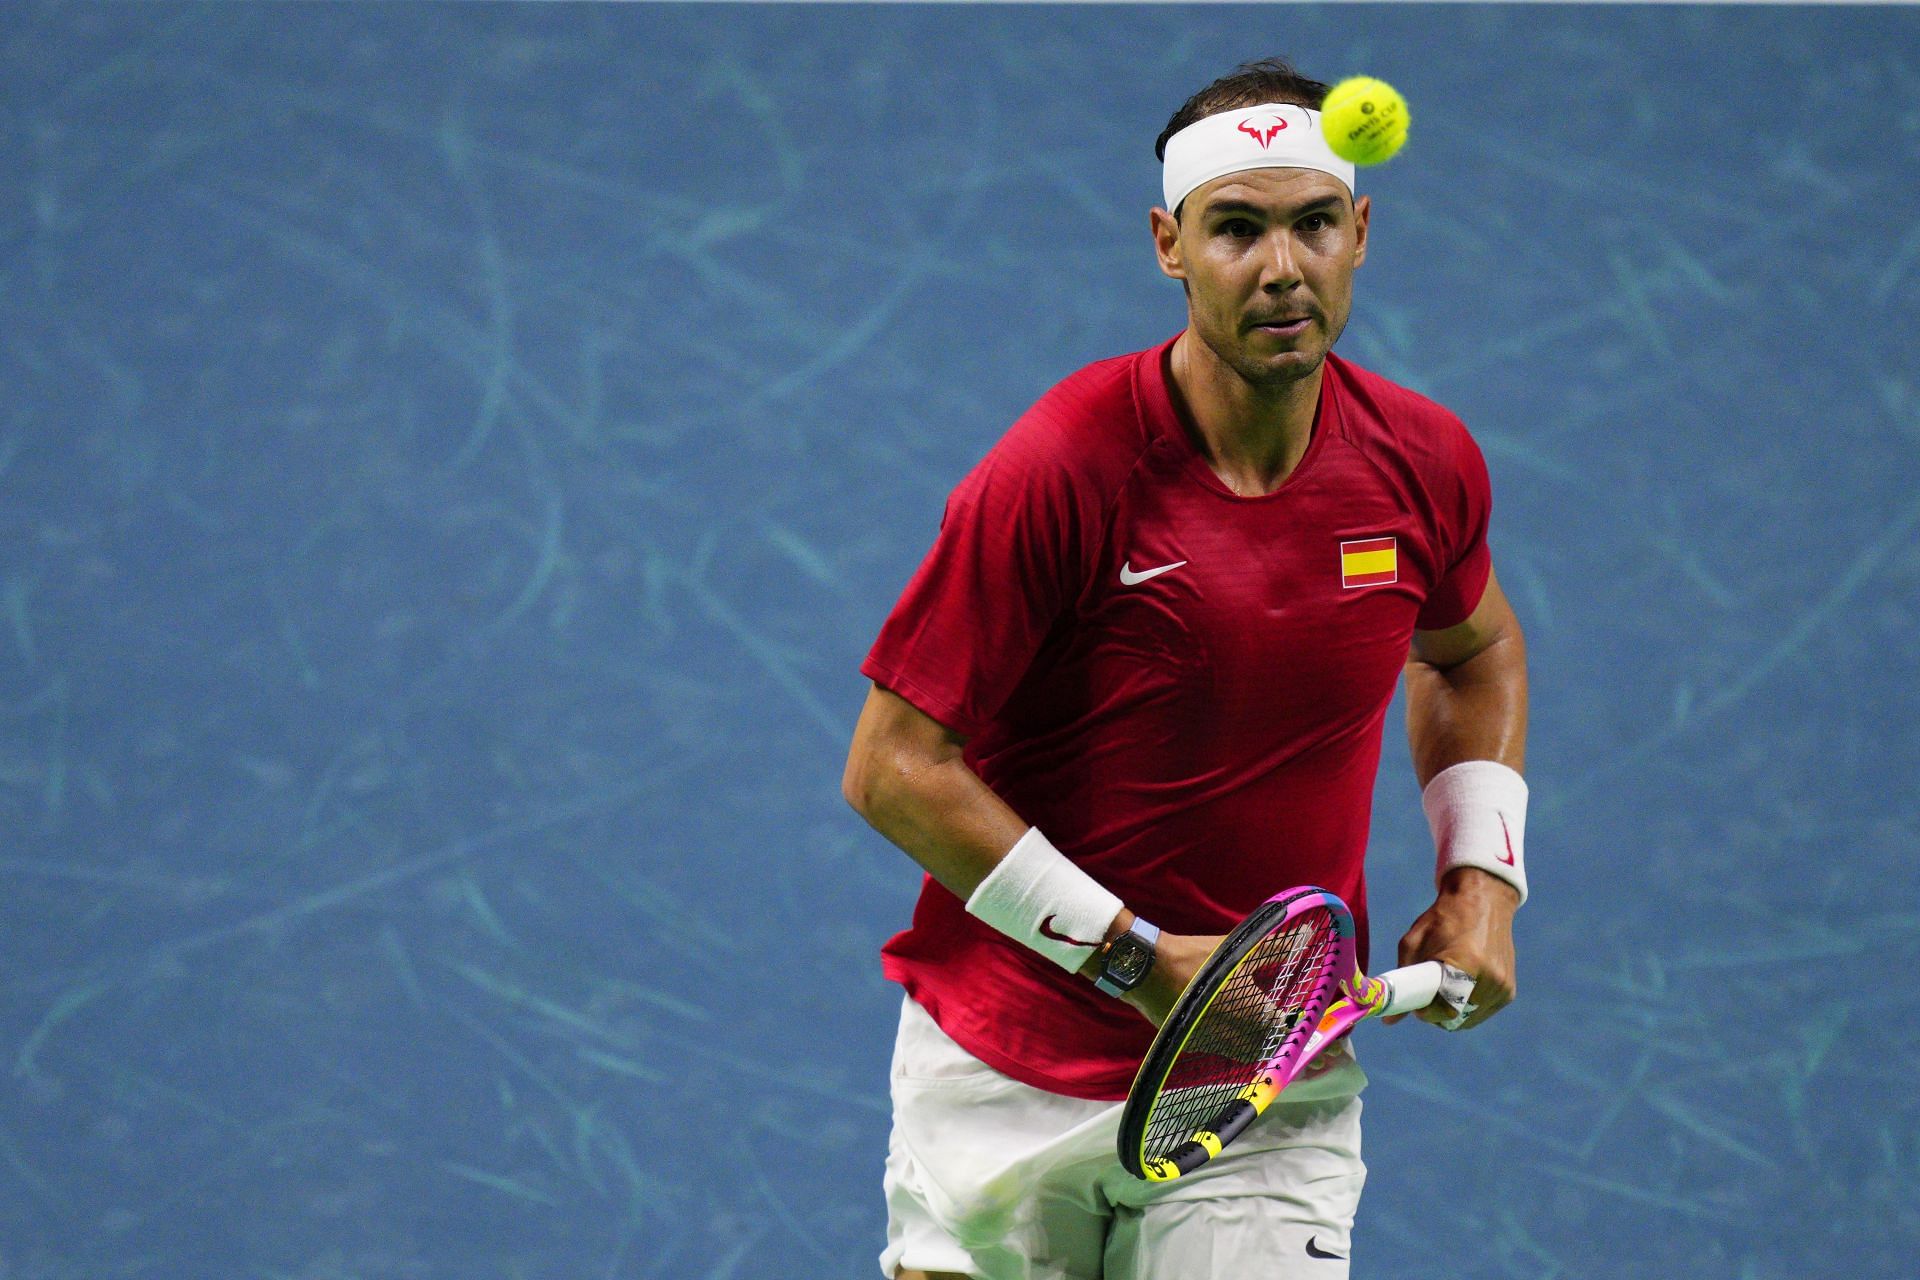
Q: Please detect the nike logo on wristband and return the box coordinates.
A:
[1497,813,1517,866]
[1119,559,1186,586]
[1038,915,1102,948]
[1305,1236,1347,1261]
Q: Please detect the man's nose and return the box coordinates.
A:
[1259,231,1303,288]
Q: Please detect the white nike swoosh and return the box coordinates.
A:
[1119,559,1187,586]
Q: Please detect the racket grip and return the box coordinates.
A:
[1376,961,1474,1018]
[1377,962,1440,1017]
[1374,959,1474,1020]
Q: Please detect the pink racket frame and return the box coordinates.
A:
[1125,887,1456,1181]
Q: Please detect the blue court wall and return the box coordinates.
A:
[1,4,1917,1277]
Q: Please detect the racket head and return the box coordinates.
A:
[1116,887,1356,1182]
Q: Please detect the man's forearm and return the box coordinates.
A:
[1404,629,1528,785]
[853,758,1160,984]
[849,755,1033,904]
[1395,622,1529,1026]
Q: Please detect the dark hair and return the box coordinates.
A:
[1155,57,1333,221]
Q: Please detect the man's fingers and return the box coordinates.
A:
[1387,992,1510,1029]
[1448,977,1513,1030]
[1388,969,1513,1030]
[1470,986,1514,1029]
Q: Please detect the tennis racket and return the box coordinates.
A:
[1117,885,1473,1182]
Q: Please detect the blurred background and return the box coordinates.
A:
[2,3,1917,1277]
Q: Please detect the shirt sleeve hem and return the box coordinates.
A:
[858,655,990,739]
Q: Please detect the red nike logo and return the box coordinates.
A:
[1497,813,1516,866]
[1038,914,1102,948]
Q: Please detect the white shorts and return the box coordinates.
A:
[881,995,1368,1280]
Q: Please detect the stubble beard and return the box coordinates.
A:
[1232,297,1356,393]
[1201,315,1327,394]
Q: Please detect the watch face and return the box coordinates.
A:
[1108,935,1152,984]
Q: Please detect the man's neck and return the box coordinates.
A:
[1169,329,1323,498]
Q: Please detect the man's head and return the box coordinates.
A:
[1154,58,1334,208]
[1150,58,1372,389]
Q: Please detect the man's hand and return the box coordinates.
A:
[1384,867,1518,1030]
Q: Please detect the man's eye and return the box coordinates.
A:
[1223,220,1258,237]
[1301,214,1330,231]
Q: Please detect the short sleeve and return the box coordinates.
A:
[860,413,1099,737]
[1414,416,1493,631]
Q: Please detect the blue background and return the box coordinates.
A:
[3,4,1917,1277]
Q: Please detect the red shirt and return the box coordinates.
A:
[860,330,1493,1099]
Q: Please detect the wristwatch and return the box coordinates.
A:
[1094,918,1162,997]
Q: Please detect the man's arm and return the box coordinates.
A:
[841,683,1218,1025]
[1392,565,1529,1030]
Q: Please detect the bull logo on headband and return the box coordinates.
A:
[1237,116,1290,148]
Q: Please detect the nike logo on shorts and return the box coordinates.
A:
[1119,559,1187,586]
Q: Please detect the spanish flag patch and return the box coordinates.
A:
[1340,537,1398,588]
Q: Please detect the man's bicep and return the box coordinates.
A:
[1410,564,1521,670]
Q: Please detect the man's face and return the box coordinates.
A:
[1152,168,1370,389]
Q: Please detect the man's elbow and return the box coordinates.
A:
[842,737,906,818]
[842,744,875,815]
[844,739,941,825]
[842,685,966,817]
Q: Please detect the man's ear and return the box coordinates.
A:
[1152,206,1187,283]
[1352,193,1370,268]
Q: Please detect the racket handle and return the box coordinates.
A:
[1376,962,1475,1018]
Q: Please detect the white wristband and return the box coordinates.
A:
[1422,761,1529,905]
[965,827,1124,972]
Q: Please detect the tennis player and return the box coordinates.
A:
[842,57,1530,1280]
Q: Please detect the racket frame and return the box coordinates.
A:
[1117,886,1358,1182]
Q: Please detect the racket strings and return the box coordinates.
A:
[1142,911,1337,1161]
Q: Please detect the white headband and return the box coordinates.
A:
[1162,102,1356,218]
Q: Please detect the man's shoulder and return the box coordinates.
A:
[1328,353,1492,550]
[1330,352,1471,442]
[1029,343,1153,432]
[1328,352,1480,479]
[986,343,1162,482]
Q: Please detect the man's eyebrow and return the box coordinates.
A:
[1203,194,1344,221]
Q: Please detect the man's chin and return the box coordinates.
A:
[1192,322,1326,387]
[1236,344,1324,386]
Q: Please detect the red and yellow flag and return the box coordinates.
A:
[1340,537,1398,588]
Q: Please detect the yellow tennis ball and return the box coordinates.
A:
[1320,76,1410,166]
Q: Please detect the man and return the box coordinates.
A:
[842,56,1529,1280]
